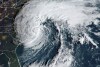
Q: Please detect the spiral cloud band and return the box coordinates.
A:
[15,0,100,67]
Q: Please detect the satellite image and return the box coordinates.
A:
[0,0,100,67]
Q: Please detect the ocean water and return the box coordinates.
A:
[15,0,100,67]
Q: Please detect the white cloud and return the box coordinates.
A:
[15,0,100,48]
